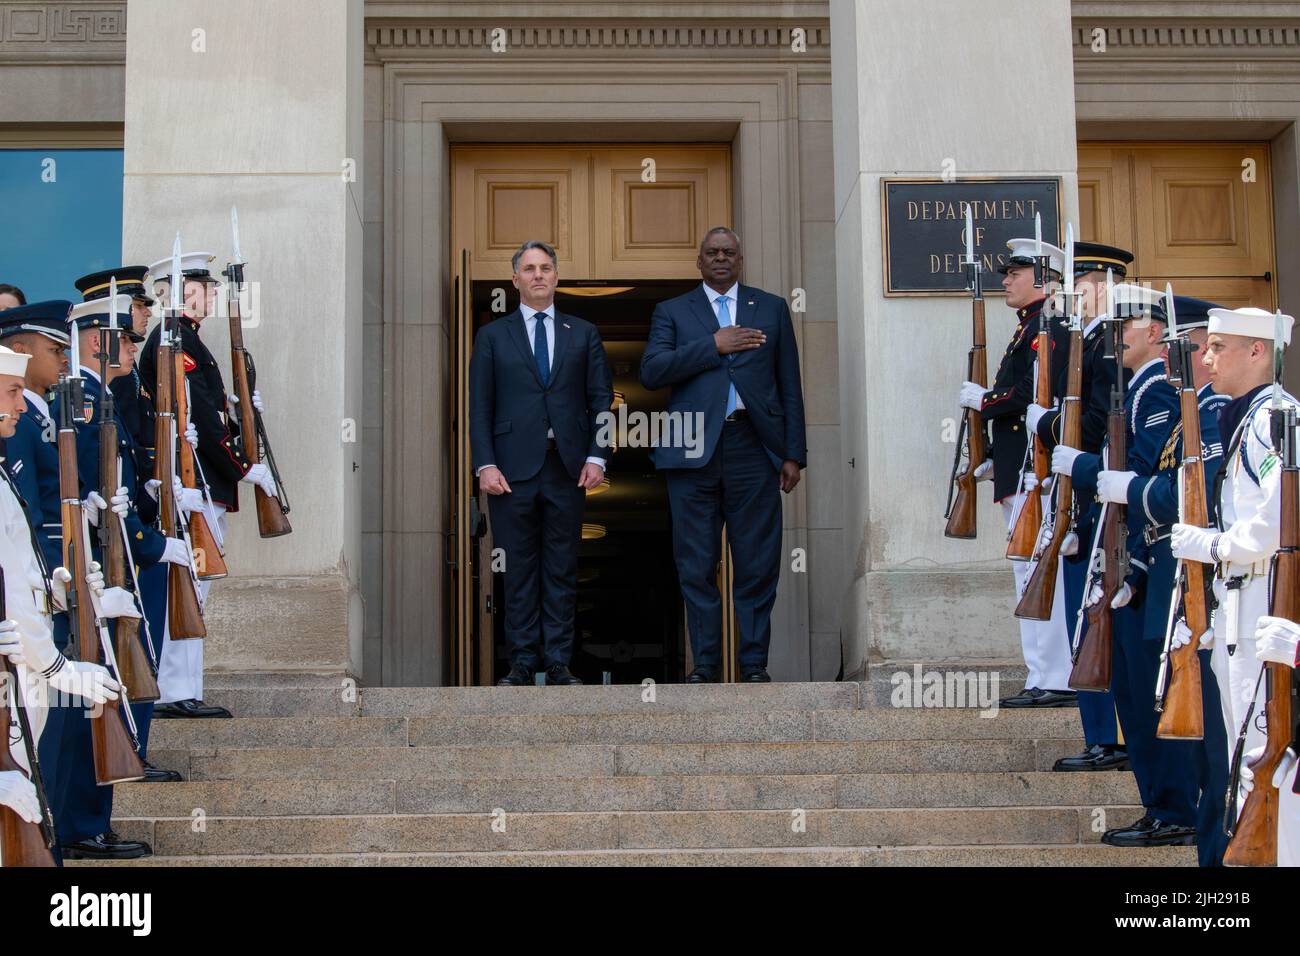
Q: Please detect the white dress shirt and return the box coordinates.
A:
[703,282,745,410]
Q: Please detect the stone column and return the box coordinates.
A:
[829,0,1079,678]
[121,0,365,675]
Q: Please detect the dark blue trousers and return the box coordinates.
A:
[1195,648,1231,866]
[38,613,113,846]
[487,448,585,671]
[129,563,167,757]
[1063,549,1119,747]
[1112,605,1199,827]
[664,417,782,673]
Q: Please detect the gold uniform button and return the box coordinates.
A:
[135,531,144,540]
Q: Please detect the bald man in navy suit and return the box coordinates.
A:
[469,240,613,686]
[640,227,807,683]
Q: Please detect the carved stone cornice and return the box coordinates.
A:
[366,21,830,61]
[0,1,126,63]
[1072,22,1300,58]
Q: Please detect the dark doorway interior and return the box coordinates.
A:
[470,279,699,684]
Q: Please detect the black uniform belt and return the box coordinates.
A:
[725,409,749,423]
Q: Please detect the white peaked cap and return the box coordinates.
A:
[0,344,32,378]
[1207,307,1295,346]
[69,293,134,324]
[1002,238,1065,278]
[1111,283,1167,318]
[146,251,217,284]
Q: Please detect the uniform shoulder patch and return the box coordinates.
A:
[1258,450,1280,480]
[183,353,198,374]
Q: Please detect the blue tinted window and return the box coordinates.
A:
[0,149,123,302]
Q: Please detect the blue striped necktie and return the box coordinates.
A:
[533,312,550,388]
[718,296,738,417]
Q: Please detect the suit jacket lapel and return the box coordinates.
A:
[730,286,760,366]
[689,285,720,337]
[503,309,543,387]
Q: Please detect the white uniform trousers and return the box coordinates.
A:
[1003,493,1073,692]
[157,504,226,704]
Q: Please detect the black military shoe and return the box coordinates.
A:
[999,686,1039,707]
[1053,744,1129,772]
[685,668,716,684]
[153,699,232,719]
[1004,688,1077,708]
[61,832,152,860]
[141,761,183,783]
[1102,814,1196,848]
[741,668,771,683]
[544,665,582,686]
[496,664,533,687]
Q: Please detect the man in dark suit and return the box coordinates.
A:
[469,240,613,686]
[640,227,807,683]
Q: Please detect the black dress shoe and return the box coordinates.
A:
[1003,688,1077,708]
[999,686,1039,707]
[153,699,232,719]
[141,761,183,783]
[496,664,533,687]
[61,832,152,860]
[685,668,716,684]
[741,668,771,683]
[1054,744,1130,772]
[1102,814,1196,847]
[544,665,582,686]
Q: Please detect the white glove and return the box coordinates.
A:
[1239,746,1298,794]
[1087,580,1133,609]
[81,490,107,527]
[109,486,130,517]
[0,619,24,668]
[1170,523,1220,564]
[184,421,198,450]
[243,462,277,497]
[92,586,142,620]
[1255,615,1300,668]
[973,460,992,482]
[1023,472,1039,493]
[50,566,71,612]
[144,478,162,501]
[0,770,41,825]
[85,560,104,596]
[251,389,265,413]
[1171,618,1214,651]
[1096,470,1136,505]
[162,538,192,566]
[47,660,119,705]
[1025,403,1050,435]
[172,476,205,515]
[1061,531,1079,557]
[1051,445,1082,478]
[957,381,986,411]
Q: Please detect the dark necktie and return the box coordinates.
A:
[534,313,550,388]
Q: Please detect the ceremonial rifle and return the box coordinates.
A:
[96,281,159,703]
[1156,288,1207,740]
[1070,269,1127,689]
[0,567,57,866]
[56,317,145,785]
[155,235,207,640]
[224,206,292,538]
[1223,311,1296,866]
[945,202,987,540]
[1015,226,1077,620]
[1006,213,1052,560]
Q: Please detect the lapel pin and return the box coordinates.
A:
[747,301,755,306]
[564,323,570,329]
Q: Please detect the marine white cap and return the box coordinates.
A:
[1207,307,1294,346]
[1000,238,1065,278]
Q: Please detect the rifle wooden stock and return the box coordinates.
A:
[154,331,206,640]
[99,405,158,704]
[945,298,986,540]
[1007,322,1052,560]
[229,286,292,539]
[1158,385,1208,740]
[1015,321,1081,621]
[1223,462,1297,866]
[174,354,228,581]
[58,428,145,786]
[0,674,55,867]
[1072,408,1127,691]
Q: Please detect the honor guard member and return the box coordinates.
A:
[1170,306,1299,816]
[1096,296,1232,862]
[141,251,267,718]
[958,237,1073,706]
[1055,284,1199,847]
[1026,242,1134,770]
[1247,613,1300,865]
[67,291,187,781]
[73,270,176,769]
[0,342,120,863]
